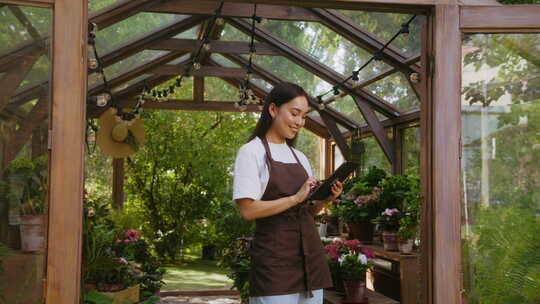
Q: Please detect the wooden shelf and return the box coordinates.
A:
[363,245,418,262]
[324,289,399,304]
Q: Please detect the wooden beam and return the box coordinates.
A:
[147,0,320,21]
[0,54,39,114]
[227,17,401,118]
[9,6,43,41]
[46,0,87,303]
[352,95,395,164]
[89,0,161,30]
[342,109,420,138]
[432,4,462,304]
[151,64,258,79]
[319,110,350,160]
[149,38,280,55]
[98,16,206,70]
[0,0,53,7]
[310,8,419,74]
[461,6,540,32]
[112,158,125,209]
[194,77,204,102]
[198,0,430,14]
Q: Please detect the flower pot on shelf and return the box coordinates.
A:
[347,222,374,243]
[343,280,368,303]
[324,215,340,236]
[382,230,398,251]
[20,215,44,252]
[399,238,414,254]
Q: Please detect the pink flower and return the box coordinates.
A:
[382,208,400,216]
[361,249,376,259]
[116,239,121,244]
[324,244,339,260]
[125,229,139,239]
[332,198,340,204]
[124,239,130,244]
[344,239,362,250]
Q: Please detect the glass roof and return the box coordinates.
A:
[111,74,151,93]
[102,50,169,80]
[365,72,419,111]
[259,20,390,80]
[249,54,332,97]
[95,13,189,55]
[0,5,51,57]
[174,25,200,39]
[89,0,124,14]
[338,10,422,58]
[220,23,251,42]
[328,95,366,125]
[210,54,240,67]
[205,77,239,101]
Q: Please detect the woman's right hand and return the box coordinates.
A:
[292,177,318,205]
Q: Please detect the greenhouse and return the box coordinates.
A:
[0,0,539,303]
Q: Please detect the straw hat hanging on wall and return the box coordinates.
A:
[96,107,145,158]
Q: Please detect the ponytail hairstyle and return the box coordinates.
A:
[248,82,309,147]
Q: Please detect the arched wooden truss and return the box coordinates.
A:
[1,1,539,304]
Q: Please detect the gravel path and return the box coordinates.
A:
[160,295,241,304]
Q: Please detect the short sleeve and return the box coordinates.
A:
[298,151,313,178]
[233,145,262,201]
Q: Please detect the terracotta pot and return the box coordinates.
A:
[382,230,399,251]
[399,239,414,254]
[20,215,45,252]
[347,222,374,243]
[343,280,367,302]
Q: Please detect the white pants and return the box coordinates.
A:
[249,289,323,304]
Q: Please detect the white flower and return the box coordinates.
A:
[358,254,368,265]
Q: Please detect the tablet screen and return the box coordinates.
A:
[308,161,358,201]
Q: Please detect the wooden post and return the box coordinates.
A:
[46,0,87,303]
[112,158,125,209]
[431,4,462,304]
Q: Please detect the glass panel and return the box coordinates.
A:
[251,55,332,97]
[338,10,422,58]
[328,95,366,125]
[89,0,124,13]
[111,74,151,93]
[296,129,322,179]
[173,25,200,39]
[102,50,169,80]
[210,54,241,68]
[220,23,251,42]
[333,144,345,170]
[95,13,188,55]
[0,4,51,304]
[359,136,391,173]
[461,33,540,304]
[167,53,191,65]
[0,6,51,57]
[205,77,239,101]
[260,20,390,79]
[365,72,419,112]
[403,127,420,176]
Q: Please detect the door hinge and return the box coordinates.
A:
[47,129,53,151]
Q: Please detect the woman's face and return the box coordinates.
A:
[268,96,310,140]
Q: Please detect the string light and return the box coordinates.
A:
[316,15,417,104]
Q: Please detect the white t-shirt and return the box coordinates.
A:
[233,137,313,201]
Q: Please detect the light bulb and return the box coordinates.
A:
[88,58,98,70]
[216,17,224,25]
[193,62,201,70]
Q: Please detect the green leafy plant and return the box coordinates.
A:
[6,156,47,216]
[218,238,252,304]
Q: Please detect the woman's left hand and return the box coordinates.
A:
[326,180,343,202]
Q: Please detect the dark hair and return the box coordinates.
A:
[248,82,309,146]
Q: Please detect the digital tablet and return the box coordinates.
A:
[308,161,359,201]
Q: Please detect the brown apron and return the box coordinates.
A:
[249,137,333,297]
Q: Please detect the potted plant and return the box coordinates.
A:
[374,208,401,251]
[6,157,47,252]
[334,166,386,243]
[334,240,374,303]
[397,223,416,254]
